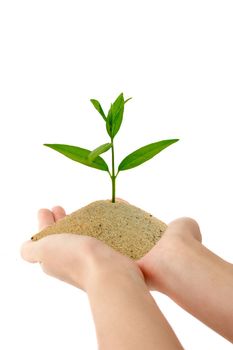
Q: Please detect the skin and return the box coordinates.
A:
[21,199,233,347]
[21,205,183,350]
[137,217,233,343]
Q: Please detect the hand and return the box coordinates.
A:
[137,213,233,343]
[20,206,144,292]
[114,198,202,291]
[136,217,202,291]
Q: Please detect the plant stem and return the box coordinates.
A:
[111,138,116,203]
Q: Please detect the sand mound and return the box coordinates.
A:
[31,200,167,260]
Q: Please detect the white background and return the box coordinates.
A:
[0,0,233,349]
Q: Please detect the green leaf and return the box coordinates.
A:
[106,93,125,138]
[90,99,106,121]
[44,144,109,171]
[118,139,179,171]
[106,103,113,137]
[88,142,112,162]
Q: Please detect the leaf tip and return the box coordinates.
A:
[124,97,133,104]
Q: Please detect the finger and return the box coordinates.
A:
[52,206,66,222]
[38,208,55,230]
[20,240,41,263]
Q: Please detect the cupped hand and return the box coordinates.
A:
[113,199,202,291]
[21,205,144,292]
[21,200,202,294]
[137,216,202,291]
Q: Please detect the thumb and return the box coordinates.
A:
[166,217,202,242]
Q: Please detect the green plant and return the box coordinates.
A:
[44,93,179,203]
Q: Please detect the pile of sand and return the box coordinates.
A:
[31,200,167,260]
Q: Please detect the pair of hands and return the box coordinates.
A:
[21,200,202,293]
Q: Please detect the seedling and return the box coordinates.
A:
[44,93,179,203]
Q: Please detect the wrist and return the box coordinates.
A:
[85,253,146,294]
